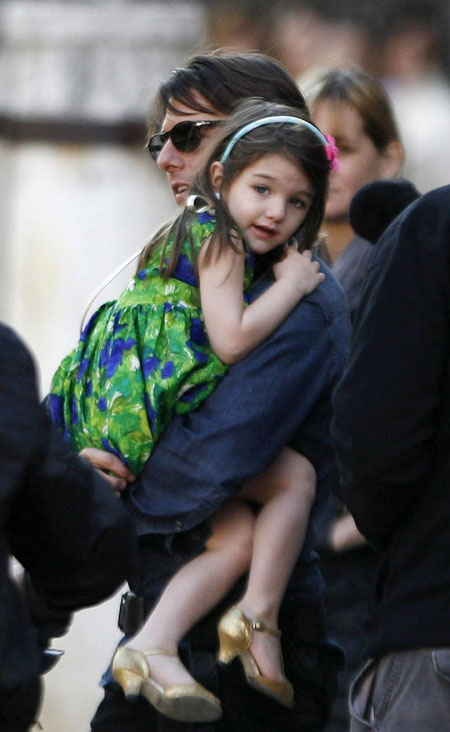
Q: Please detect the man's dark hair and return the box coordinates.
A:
[149,51,308,132]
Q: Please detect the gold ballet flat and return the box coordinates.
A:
[112,646,222,723]
[218,606,294,708]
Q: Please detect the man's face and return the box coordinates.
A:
[156,95,228,206]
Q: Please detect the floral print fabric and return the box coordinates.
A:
[49,211,254,474]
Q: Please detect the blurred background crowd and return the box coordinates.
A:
[0,1,449,730]
[208,0,450,193]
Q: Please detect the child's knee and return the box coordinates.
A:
[298,455,316,495]
[285,453,316,506]
[230,501,255,569]
[227,501,255,568]
[208,499,254,567]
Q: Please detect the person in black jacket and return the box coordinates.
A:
[302,67,405,732]
[0,323,135,732]
[332,184,450,732]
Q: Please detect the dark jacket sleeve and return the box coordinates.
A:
[0,324,49,515]
[0,324,134,610]
[331,186,450,550]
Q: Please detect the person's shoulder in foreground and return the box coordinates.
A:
[0,322,47,490]
[332,183,450,654]
[0,322,137,729]
[332,183,450,541]
[0,319,136,601]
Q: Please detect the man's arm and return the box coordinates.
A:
[332,186,450,550]
[130,273,350,531]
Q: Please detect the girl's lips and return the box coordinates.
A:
[251,224,276,239]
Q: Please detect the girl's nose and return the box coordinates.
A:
[157,139,183,172]
[266,198,286,221]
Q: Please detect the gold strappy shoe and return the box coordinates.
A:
[217,606,294,708]
[112,646,222,723]
[112,645,149,698]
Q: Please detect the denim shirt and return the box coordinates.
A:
[315,235,374,321]
[100,259,351,693]
[124,257,351,602]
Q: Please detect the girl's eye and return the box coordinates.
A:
[291,198,305,210]
[254,185,269,195]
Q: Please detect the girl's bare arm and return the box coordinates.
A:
[198,238,324,365]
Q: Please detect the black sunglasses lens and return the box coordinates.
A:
[170,122,202,153]
[148,122,209,161]
[148,135,164,161]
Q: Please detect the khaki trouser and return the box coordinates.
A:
[349,648,450,732]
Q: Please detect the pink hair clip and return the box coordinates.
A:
[324,134,340,171]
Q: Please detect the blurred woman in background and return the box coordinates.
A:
[300,66,404,732]
[304,66,403,317]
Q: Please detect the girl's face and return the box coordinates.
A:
[312,100,400,222]
[212,153,314,254]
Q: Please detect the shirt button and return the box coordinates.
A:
[176,520,183,529]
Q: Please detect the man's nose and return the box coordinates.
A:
[157,139,183,172]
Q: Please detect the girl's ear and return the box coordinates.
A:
[210,161,224,193]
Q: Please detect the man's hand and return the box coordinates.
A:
[80,448,135,496]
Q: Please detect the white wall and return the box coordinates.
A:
[40,591,125,732]
[1,140,175,393]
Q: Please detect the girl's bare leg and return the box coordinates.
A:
[128,499,255,688]
[237,447,316,681]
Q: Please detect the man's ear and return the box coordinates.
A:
[380,140,404,179]
[210,161,224,193]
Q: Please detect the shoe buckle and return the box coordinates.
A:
[252,620,266,632]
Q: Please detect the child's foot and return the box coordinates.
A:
[246,625,286,682]
[144,651,196,689]
[236,604,285,682]
[218,605,294,708]
[128,624,195,689]
[113,644,222,722]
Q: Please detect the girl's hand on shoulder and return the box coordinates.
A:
[79,447,136,497]
[273,247,325,296]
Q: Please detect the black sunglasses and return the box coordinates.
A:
[147,120,224,162]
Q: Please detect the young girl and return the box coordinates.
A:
[49,99,337,723]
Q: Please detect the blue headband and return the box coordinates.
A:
[220,115,330,164]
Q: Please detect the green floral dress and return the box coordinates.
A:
[49,211,254,475]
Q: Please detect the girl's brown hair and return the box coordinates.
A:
[138,99,330,276]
